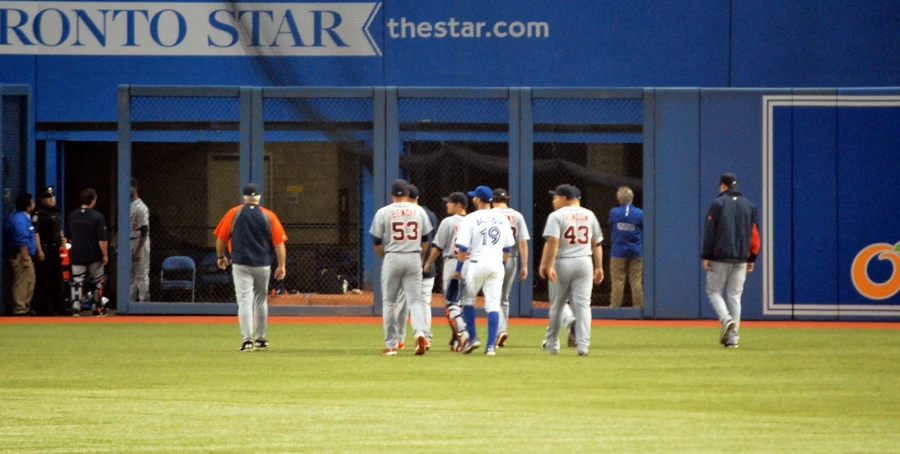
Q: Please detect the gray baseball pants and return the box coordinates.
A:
[381,253,428,348]
[499,256,518,334]
[233,264,270,342]
[398,276,435,342]
[706,261,747,345]
[545,256,593,354]
[129,238,150,302]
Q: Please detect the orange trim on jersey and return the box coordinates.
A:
[260,206,288,246]
[213,206,242,241]
[750,223,761,255]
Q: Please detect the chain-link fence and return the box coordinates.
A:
[2,94,26,218]
[531,97,644,307]
[262,95,375,306]
[130,95,242,303]
[399,96,511,308]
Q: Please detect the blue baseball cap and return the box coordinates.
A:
[467,186,494,202]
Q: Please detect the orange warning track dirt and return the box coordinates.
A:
[1,316,897,329]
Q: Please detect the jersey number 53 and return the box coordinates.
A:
[391,221,419,241]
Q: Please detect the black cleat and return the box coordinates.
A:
[240,341,254,352]
[255,339,269,350]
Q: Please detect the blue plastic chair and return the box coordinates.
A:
[160,256,196,302]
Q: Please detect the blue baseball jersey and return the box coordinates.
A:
[4,210,37,256]
[609,203,643,258]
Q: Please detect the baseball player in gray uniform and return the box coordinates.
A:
[539,184,604,356]
[424,191,470,352]
[370,179,434,356]
[129,178,150,302]
[396,184,438,351]
[490,188,531,347]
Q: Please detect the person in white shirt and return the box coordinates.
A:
[453,186,515,356]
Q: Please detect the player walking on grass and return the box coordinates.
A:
[540,185,604,356]
[214,184,288,352]
[397,184,438,351]
[370,179,434,356]
[424,191,470,352]
[453,186,515,356]
[490,188,531,347]
[702,173,760,349]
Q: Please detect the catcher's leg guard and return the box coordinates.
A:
[445,303,465,344]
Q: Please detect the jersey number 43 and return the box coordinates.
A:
[392,221,420,241]
[563,225,589,245]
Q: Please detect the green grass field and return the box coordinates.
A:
[2,322,899,453]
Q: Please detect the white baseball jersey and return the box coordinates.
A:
[543,206,603,258]
[492,207,530,257]
[433,214,466,258]
[456,210,515,262]
[130,198,149,240]
[370,202,434,253]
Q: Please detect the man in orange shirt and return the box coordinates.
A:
[214,183,288,352]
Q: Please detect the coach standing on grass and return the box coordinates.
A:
[214,183,288,352]
[702,173,760,349]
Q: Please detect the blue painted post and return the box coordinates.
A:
[239,87,253,201]
[385,87,400,185]
[372,87,388,315]
[58,142,65,226]
[519,88,535,317]
[250,88,265,196]
[0,94,4,315]
[26,89,35,194]
[117,86,132,314]
[45,140,58,188]
[507,88,523,317]
[641,89,656,319]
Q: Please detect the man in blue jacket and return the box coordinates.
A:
[702,173,760,348]
[608,186,643,308]
[4,193,37,315]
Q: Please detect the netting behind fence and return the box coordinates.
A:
[130,95,242,303]
[2,95,24,219]
[262,96,375,306]
[532,98,644,307]
[399,97,510,302]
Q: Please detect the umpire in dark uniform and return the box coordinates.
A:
[33,186,69,315]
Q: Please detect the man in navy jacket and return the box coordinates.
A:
[702,173,760,348]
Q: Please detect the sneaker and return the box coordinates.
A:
[93,305,107,317]
[255,339,269,350]
[567,324,577,348]
[462,338,481,354]
[541,340,548,351]
[425,339,432,351]
[382,347,398,356]
[450,339,459,352]
[720,320,736,345]
[414,335,427,356]
[497,332,509,348]
[240,341,254,352]
[724,344,739,349]
[484,346,496,356]
[398,341,405,350]
[457,331,469,353]
[578,350,589,356]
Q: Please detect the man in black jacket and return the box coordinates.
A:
[702,173,760,348]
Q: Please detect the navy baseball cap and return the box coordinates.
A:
[243,183,260,197]
[40,186,56,198]
[549,184,579,199]
[493,188,510,200]
[442,192,468,206]
[719,172,738,187]
[408,184,420,200]
[391,179,410,196]
[468,185,493,202]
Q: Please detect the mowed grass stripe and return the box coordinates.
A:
[1,324,898,453]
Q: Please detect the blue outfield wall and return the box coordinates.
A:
[646,88,900,321]
[102,86,900,319]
